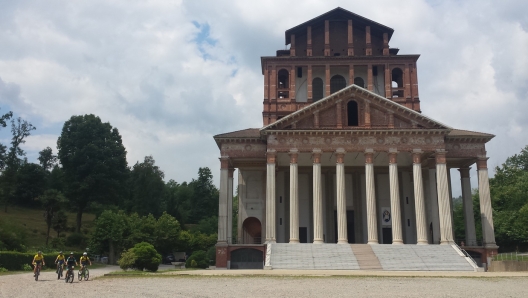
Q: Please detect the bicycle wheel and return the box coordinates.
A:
[77,270,82,281]
[34,267,39,281]
[84,269,89,281]
[57,267,62,279]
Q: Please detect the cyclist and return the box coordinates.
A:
[32,251,45,277]
[79,252,92,275]
[55,251,65,274]
[66,252,78,274]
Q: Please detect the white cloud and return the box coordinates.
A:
[0,0,527,195]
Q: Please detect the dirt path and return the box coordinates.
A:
[1,269,527,298]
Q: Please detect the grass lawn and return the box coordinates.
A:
[0,205,96,249]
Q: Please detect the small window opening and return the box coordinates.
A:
[406,196,409,204]
[347,101,359,126]
[354,77,365,88]
[391,68,404,98]
[312,78,324,101]
[280,218,283,225]
[407,219,410,227]
[333,53,340,56]
[330,75,346,93]
[279,196,282,203]
[277,69,289,89]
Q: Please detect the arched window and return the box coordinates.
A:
[330,75,346,93]
[347,101,359,126]
[277,69,289,89]
[312,78,324,101]
[391,68,403,98]
[354,77,365,88]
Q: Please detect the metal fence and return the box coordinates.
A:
[492,252,528,261]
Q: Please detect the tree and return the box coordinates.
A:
[154,212,181,255]
[0,117,36,211]
[188,167,219,223]
[126,156,165,217]
[0,109,13,170]
[52,210,68,238]
[13,162,47,207]
[90,210,129,264]
[38,147,57,171]
[57,114,128,232]
[39,189,67,245]
[163,180,192,226]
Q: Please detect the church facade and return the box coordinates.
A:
[214,8,498,269]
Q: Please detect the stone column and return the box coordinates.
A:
[428,159,440,244]
[412,150,428,244]
[217,156,229,244]
[477,157,498,248]
[312,149,324,244]
[435,150,454,244]
[227,168,234,243]
[336,148,348,244]
[289,149,300,244]
[459,167,477,246]
[365,149,378,244]
[388,149,403,244]
[265,150,276,243]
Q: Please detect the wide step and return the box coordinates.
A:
[269,243,360,270]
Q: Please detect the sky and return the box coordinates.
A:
[0,0,527,196]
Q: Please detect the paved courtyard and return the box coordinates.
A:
[1,267,527,298]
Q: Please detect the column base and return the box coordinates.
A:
[368,240,379,245]
[265,239,276,244]
[392,240,404,245]
[264,265,273,270]
[337,239,349,244]
[313,239,324,244]
[289,239,300,244]
[440,240,454,245]
[416,240,428,245]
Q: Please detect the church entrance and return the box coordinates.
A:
[334,210,355,243]
[242,217,262,244]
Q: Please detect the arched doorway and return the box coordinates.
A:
[347,100,359,126]
[242,217,262,244]
[312,77,324,101]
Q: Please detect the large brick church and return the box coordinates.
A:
[213,7,497,270]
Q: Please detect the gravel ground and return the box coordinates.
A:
[1,269,527,298]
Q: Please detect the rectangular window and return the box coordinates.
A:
[280,218,282,225]
[407,219,410,227]
[406,196,409,204]
[280,196,282,203]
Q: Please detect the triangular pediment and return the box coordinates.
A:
[260,85,451,132]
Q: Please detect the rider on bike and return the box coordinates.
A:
[79,252,92,275]
[55,251,65,274]
[32,251,45,277]
[66,252,78,274]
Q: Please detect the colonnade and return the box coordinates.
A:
[259,148,496,248]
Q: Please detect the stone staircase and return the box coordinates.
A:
[266,243,477,271]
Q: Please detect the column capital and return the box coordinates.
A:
[388,148,398,164]
[412,149,423,164]
[435,149,447,164]
[228,168,235,178]
[458,167,471,178]
[266,149,276,164]
[289,148,299,163]
[365,149,375,164]
[219,156,230,169]
[336,148,346,164]
[477,157,489,170]
[312,148,322,163]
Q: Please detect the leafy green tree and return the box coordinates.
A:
[185,250,209,269]
[0,109,13,170]
[123,242,161,272]
[13,162,47,207]
[190,216,218,235]
[154,212,181,255]
[163,180,192,226]
[0,219,27,251]
[38,189,67,245]
[57,114,128,232]
[38,147,57,171]
[51,210,68,238]
[90,210,129,264]
[0,117,36,211]
[126,156,165,217]
[188,167,219,223]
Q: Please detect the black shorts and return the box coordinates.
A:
[35,260,42,265]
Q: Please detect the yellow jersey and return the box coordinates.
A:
[80,256,90,262]
[33,254,44,261]
[56,254,65,261]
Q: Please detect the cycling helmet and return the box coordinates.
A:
[59,251,63,254]
[38,251,42,254]
[70,252,74,255]
[83,252,87,256]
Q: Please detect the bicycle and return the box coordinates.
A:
[57,262,64,280]
[33,263,41,281]
[65,266,74,283]
[78,265,89,281]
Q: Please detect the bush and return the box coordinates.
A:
[185,250,209,269]
[22,264,32,271]
[0,267,8,272]
[117,250,137,270]
[133,242,161,272]
[206,246,216,264]
[50,237,66,249]
[190,260,197,268]
[0,220,27,252]
[65,233,86,248]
